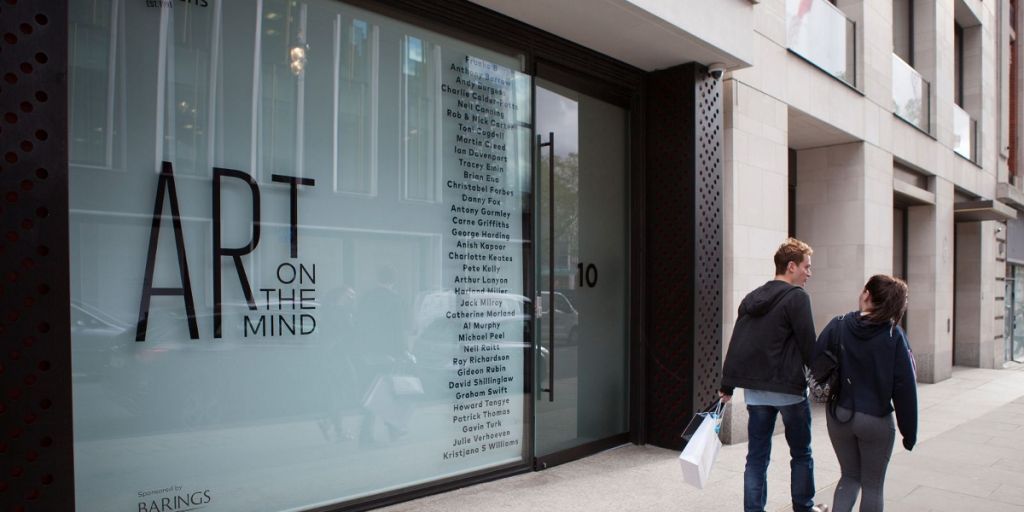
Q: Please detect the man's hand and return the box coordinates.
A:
[718,391,731,404]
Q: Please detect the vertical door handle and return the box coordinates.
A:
[538,132,555,402]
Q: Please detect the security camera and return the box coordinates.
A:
[707,63,727,81]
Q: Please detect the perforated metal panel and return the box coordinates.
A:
[0,1,74,510]
[644,63,722,450]
[694,75,723,407]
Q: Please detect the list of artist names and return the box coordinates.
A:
[440,55,524,462]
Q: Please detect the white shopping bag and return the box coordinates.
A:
[362,376,412,429]
[678,412,723,489]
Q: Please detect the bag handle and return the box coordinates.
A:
[701,399,726,419]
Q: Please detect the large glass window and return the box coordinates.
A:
[1007,265,1024,363]
[68,1,531,510]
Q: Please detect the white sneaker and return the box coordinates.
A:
[810,505,829,512]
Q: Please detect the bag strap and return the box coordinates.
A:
[827,320,854,424]
[826,313,845,354]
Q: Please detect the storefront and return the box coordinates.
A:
[2,1,728,510]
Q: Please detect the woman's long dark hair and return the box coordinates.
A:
[863,274,909,325]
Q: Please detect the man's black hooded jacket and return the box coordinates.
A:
[721,280,816,396]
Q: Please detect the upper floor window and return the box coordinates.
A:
[893,0,913,66]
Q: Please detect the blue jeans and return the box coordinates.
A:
[745,398,815,512]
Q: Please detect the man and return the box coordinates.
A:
[720,238,826,512]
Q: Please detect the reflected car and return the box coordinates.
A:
[75,301,336,437]
[538,291,579,345]
[411,290,546,396]
[70,300,132,381]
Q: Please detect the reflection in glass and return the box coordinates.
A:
[786,0,856,86]
[952,104,977,163]
[401,36,442,202]
[163,2,216,175]
[335,18,377,194]
[892,53,931,133]
[259,0,305,178]
[69,0,123,169]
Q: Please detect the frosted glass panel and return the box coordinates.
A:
[68,1,531,510]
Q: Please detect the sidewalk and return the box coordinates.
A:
[377,365,1024,511]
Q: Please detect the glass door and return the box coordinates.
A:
[533,77,629,467]
[1009,265,1024,362]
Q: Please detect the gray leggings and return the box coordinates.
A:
[826,407,896,512]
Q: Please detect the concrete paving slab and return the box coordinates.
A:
[375,367,1024,511]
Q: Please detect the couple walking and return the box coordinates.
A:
[719,238,919,512]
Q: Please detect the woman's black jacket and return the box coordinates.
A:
[815,312,919,450]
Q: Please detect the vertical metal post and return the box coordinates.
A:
[539,131,555,401]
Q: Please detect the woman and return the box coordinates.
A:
[815,275,918,512]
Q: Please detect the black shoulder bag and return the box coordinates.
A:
[807,315,854,423]
[807,335,840,404]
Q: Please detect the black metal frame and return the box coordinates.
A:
[533,433,630,471]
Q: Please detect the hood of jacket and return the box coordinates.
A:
[842,311,893,340]
[738,280,799,317]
